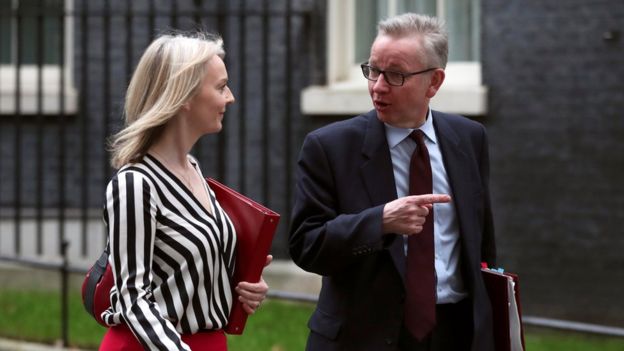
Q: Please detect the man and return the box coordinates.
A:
[289,13,496,351]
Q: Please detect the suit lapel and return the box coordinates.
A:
[360,112,396,206]
[360,112,407,282]
[432,112,475,252]
[356,111,479,287]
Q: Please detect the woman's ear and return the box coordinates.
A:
[425,68,445,98]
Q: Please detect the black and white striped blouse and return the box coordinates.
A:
[101,154,237,350]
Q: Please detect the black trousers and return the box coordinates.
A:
[398,298,473,351]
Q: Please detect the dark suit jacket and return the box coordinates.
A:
[289,110,496,351]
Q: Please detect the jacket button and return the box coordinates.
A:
[385,338,393,345]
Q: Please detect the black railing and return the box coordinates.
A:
[0,0,320,346]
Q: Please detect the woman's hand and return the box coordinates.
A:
[235,255,272,314]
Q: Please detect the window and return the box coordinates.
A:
[355,0,480,63]
[302,0,487,116]
[0,0,77,115]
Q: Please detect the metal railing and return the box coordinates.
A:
[267,290,624,338]
[0,0,320,346]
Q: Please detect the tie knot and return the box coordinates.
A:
[409,130,426,145]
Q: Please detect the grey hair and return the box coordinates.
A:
[377,13,448,69]
[109,32,225,169]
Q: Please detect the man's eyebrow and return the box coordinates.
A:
[368,64,402,72]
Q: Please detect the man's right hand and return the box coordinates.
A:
[382,194,451,235]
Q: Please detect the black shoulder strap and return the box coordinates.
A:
[83,248,109,317]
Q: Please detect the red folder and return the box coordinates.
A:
[481,267,525,351]
[207,178,280,335]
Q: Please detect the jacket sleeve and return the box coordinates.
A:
[105,171,190,351]
[289,133,393,276]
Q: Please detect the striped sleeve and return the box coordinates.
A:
[105,171,191,351]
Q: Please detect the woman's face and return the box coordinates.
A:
[185,55,235,134]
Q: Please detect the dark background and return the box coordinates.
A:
[1,0,623,327]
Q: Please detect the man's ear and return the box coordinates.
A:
[425,69,445,98]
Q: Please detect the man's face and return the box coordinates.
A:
[367,35,439,128]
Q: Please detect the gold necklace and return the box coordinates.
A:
[152,151,195,193]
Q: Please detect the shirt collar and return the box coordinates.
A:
[385,109,437,149]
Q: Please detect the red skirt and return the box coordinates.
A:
[99,324,227,351]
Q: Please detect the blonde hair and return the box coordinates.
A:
[377,13,448,69]
[109,32,225,169]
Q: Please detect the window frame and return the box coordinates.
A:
[301,0,487,116]
[0,0,77,115]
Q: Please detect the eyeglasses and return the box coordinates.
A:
[360,63,438,87]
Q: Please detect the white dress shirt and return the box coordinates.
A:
[384,110,468,304]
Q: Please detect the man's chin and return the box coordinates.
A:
[375,110,392,124]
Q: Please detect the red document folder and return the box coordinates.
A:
[207,178,280,335]
[481,267,526,351]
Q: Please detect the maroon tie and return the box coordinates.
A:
[405,130,436,340]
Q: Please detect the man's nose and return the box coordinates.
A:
[372,73,391,92]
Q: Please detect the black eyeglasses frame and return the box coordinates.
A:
[360,62,438,87]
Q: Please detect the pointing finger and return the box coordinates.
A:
[408,194,451,205]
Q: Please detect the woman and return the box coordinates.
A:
[99,32,270,350]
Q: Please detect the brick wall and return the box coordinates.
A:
[482,0,624,325]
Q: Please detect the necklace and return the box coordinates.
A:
[152,151,195,192]
[151,150,214,215]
